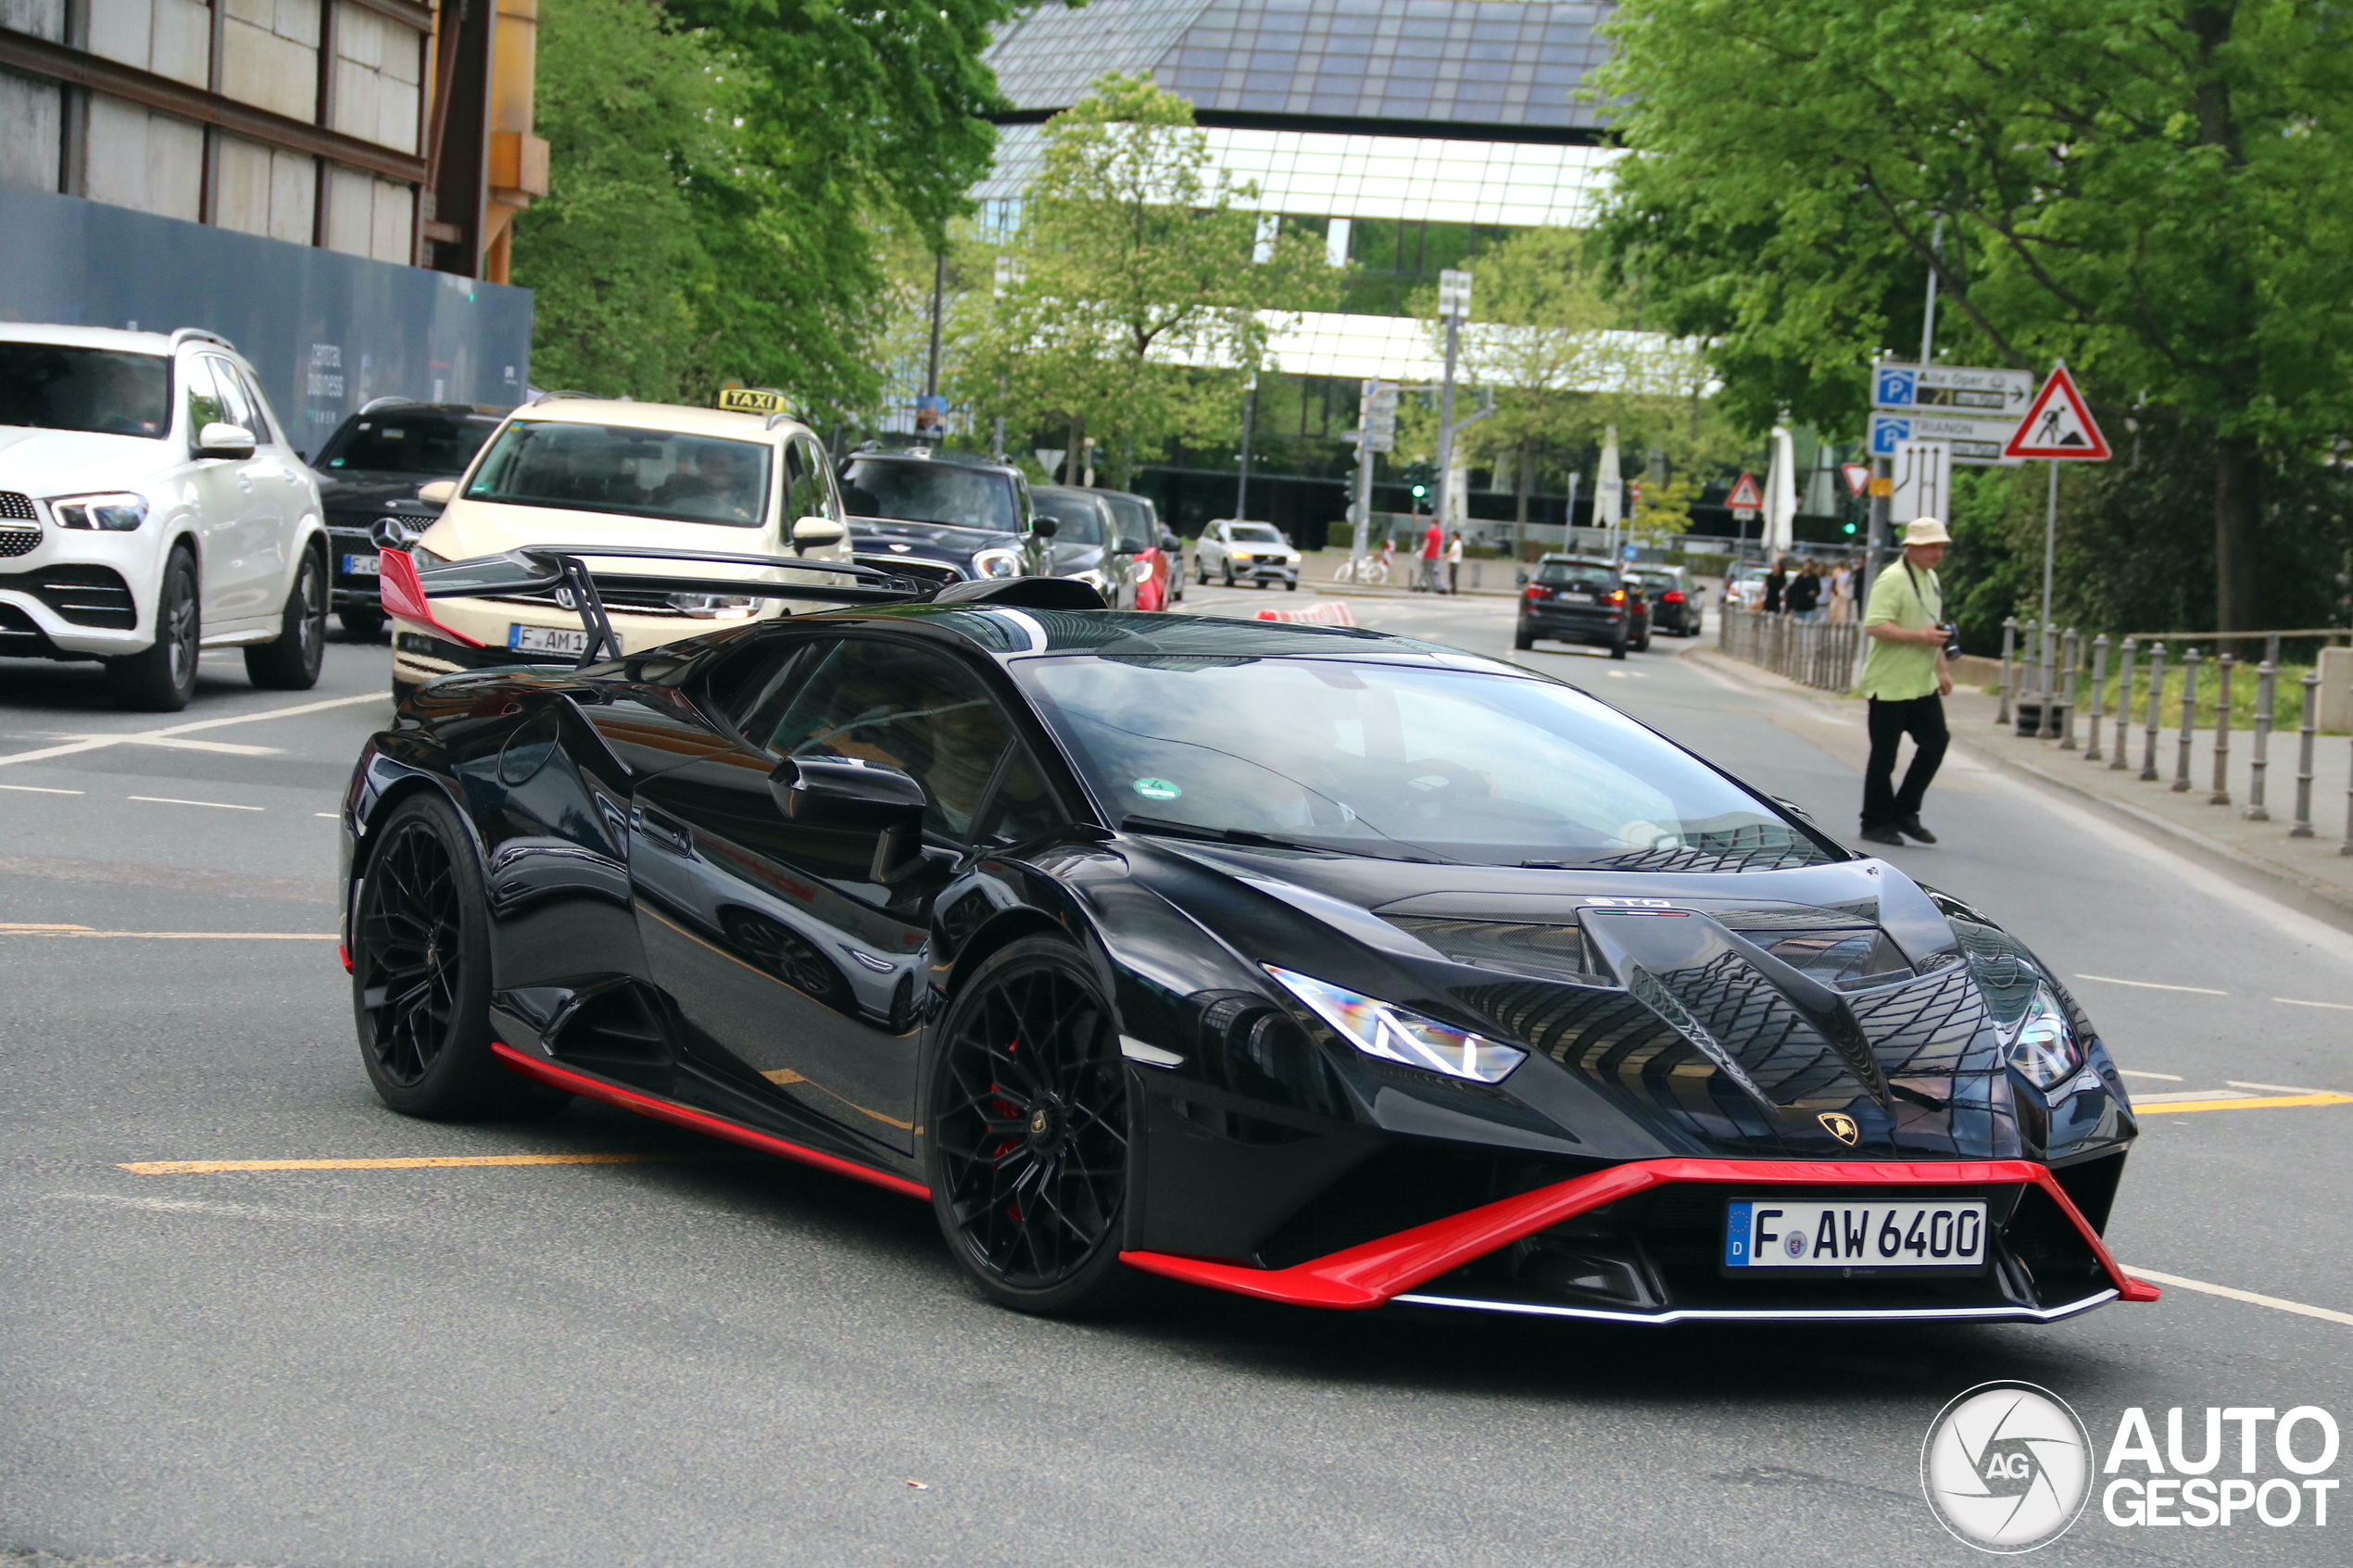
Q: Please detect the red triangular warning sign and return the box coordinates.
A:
[1726,471,1764,509]
[2004,364,2111,460]
[1842,463,1871,497]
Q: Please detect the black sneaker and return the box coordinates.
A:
[1898,817,1939,845]
[1858,824,1906,847]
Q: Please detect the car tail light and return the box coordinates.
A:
[1606,588,1626,605]
[1663,590,1686,604]
[1524,585,1545,602]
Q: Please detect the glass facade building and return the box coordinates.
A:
[974,0,1627,538]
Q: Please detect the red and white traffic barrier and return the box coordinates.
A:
[1253,600,1359,627]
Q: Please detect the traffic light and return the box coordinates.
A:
[1411,483,1428,500]
[1842,521,1857,535]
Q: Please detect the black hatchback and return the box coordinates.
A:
[1514,555,1649,658]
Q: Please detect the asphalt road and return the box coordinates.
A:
[3,597,2348,1568]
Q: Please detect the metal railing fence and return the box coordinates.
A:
[1720,608,1860,693]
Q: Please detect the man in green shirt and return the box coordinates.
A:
[1857,517,1954,847]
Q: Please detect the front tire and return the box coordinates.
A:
[1222,562,1236,588]
[1610,638,1629,660]
[352,793,565,1119]
[245,547,327,690]
[107,548,200,711]
[925,935,1133,1316]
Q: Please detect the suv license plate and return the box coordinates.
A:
[1725,1199,1988,1271]
[342,554,380,576]
[509,623,604,656]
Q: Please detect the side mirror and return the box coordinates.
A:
[768,756,927,883]
[1514,569,1529,586]
[791,515,846,550]
[1029,515,1059,540]
[196,421,256,460]
[1111,539,1143,556]
[418,480,458,505]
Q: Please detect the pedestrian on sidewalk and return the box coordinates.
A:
[1417,519,1443,592]
[1764,558,1788,615]
[1827,558,1855,624]
[1858,518,1954,847]
[1786,561,1822,622]
[1445,530,1464,594]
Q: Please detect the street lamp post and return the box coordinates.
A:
[1434,270,1471,539]
[1236,374,1258,521]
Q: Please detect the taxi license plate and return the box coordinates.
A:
[1725,1199,1987,1271]
[509,623,604,657]
[342,553,380,576]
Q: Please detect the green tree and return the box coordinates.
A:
[1595,0,2353,629]
[955,74,1335,487]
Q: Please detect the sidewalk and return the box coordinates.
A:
[1689,643,2353,935]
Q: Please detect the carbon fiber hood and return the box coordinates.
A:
[1143,847,2032,1161]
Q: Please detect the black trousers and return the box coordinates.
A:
[1863,694,1948,828]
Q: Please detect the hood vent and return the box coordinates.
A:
[1381,915,1592,980]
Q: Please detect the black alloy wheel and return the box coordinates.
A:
[926,935,1133,1314]
[107,548,201,711]
[352,793,565,1119]
[245,546,327,689]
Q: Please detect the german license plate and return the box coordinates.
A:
[1724,1199,1988,1271]
[508,622,601,656]
[342,553,380,576]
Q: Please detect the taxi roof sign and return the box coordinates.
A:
[716,386,789,417]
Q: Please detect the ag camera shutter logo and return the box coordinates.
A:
[1922,1382,2093,1552]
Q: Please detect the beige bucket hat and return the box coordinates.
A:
[1901,517,1952,546]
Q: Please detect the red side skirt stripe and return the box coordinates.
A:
[491,1041,931,1201]
[1120,1157,2160,1311]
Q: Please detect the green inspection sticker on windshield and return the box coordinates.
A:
[1132,778,1182,802]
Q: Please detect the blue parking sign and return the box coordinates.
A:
[1877,366,1917,408]
[1870,415,1910,457]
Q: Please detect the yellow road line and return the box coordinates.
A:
[0,928,336,940]
[120,1153,730,1174]
[2137,1093,2353,1116]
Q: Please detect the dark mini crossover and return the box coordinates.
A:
[339,544,2154,1323]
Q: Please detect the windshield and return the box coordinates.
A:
[321,412,497,475]
[1017,655,1832,870]
[0,345,170,438]
[463,420,772,527]
[1228,524,1284,545]
[841,458,1018,532]
[1101,494,1156,549]
[1536,561,1617,592]
[1031,491,1105,545]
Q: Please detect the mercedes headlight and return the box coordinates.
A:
[1266,966,1526,1084]
[49,492,148,532]
[2007,984,2083,1091]
[972,547,1021,579]
[409,545,447,568]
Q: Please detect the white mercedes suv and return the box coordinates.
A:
[0,325,328,709]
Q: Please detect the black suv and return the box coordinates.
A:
[313,401,502,636]
[838,449,1034,589]
[1514,555,1651,659]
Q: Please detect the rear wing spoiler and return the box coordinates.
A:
[377,543,1103,665]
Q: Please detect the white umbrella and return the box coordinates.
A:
[1595,425,1622,533]
[1763,425,1798,555]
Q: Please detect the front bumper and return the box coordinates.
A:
[0,528,164,659]
[1228,557,1298,584]
[1123,1156,2155,1323]
[327,528,384,610]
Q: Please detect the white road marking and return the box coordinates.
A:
[0,784,83,795]
[315,812,338,819]
[2075,973,2227,995]
[2119,1070,2184,1082]
[2275,997,2353,1011]
[2123,1267,2353,1330]
[2228,1080,2324,1095]
[1605,671,1627,679]
[127,796,264,811]
[109,736,283,757]
[0,690,382,769]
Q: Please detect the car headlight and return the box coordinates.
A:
[1266,965,1526,1084]
[1134,557,1154,583]
[972,547,1021,579]
[409,545,447,568]
[2007,984,2083,1092]
[48,492,148,532]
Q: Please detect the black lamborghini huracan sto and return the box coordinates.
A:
[341,547,2155,1322]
